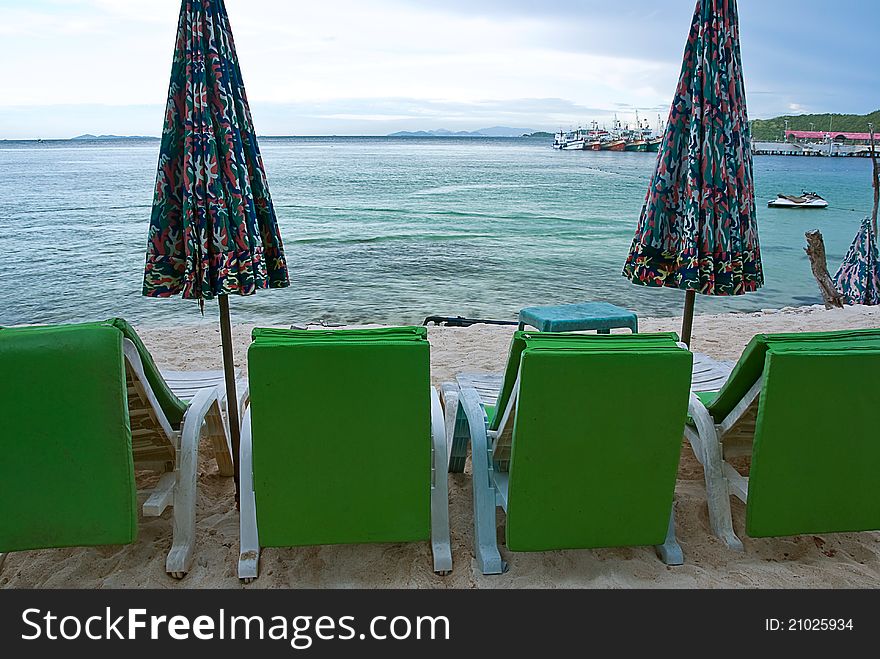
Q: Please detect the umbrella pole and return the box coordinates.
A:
[681,289,696,347]
[219,294,241,502]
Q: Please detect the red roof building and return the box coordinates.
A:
[786,129,875,142]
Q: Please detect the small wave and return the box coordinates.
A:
[7,204,152,216]
[292,232,493,245]
[275,203,581,224]
[410,183,547,196]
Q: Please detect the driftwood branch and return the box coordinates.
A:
[804,230,845,309]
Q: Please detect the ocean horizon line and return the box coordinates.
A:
[1,134,550,143]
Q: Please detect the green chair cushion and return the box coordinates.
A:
[687,390,720,424]
[706,329,880,423]
[106,317,188,428]
[694,390,719,407]
[1,317,188,428]
[490,330,682,432]
[747,346,880,537]
[484,404,497,426]
[499,333,692,551]
[248,326,432,547]
[0,323,138,552]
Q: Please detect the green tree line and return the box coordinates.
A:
[750,109,880,141]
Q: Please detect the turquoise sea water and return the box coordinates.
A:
[0,136,875,327]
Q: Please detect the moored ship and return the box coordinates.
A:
[553,114,665,153]
[601,139,627,151]
[625,139,647,152]
[553,128,587,150]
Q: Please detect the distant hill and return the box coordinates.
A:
[71,134,157,140]
[751,110,880,141]
[388,126,536,138]
[523,131,553,138]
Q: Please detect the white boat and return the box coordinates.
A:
[560,137,585,150]
[767,191,828,209]
[553,128,586,150]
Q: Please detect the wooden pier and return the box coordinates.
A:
[752,141,878,157]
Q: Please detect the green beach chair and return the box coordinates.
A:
[0,320,234,578]
[685,329,880,549]
[445,331,693,574]
[237,326,451,581]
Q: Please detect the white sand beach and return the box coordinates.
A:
[3,303,880,589]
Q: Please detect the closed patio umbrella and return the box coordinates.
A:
[622,0,762,345]
[833,218,880,305]
[143,0,289,498]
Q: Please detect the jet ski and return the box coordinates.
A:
[767,191,828,209]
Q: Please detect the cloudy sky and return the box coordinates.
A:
[0,0,875,138]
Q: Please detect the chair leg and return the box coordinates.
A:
[143,472,176,517]
[238,407,261,582]
[655,507,684,565]
[206,399,235,477]
[459,388,506,575]
[687,395,743,551]
[702,437,744,551]
[440,382,468,474]
[429,387,453,574]
[165,400,201,578]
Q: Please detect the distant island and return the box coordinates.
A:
[751,109,880,141]
[523,131,553,138]
[71,134,157,140]
[387,126,536,138]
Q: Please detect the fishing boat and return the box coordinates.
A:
[622,112,649,151]
[553,129,587,150]
[601,116,628,150]
[585,123,609,149]
[767,191,828,209]
[625,139,647,152]
[560,137,585,150]
[645,114,664,151]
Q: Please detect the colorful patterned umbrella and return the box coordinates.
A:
[142,0,289,495]
[834,218,880,305]
[622,0,763,344]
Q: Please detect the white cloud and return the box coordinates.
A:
[0,0,677,112]
[2,0,873,137]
